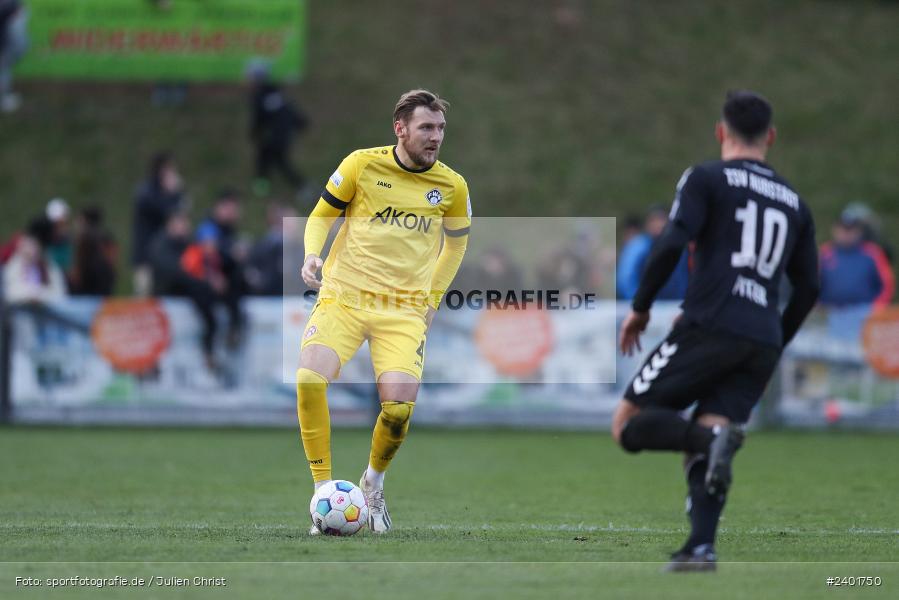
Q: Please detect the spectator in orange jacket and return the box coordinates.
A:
[181,222,245,355]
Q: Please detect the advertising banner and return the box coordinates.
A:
[9,297,679,428]
[778,307,899,428]
[9,298,898,429]
[18,0,306,82]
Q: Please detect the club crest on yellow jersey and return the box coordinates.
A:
[425,188,443,205]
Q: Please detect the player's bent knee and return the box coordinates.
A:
[618,421,643,453]
[379,401,415,427]
[612,400,640,447]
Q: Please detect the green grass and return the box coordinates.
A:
[1,1,898,294]
[1,427,898,598]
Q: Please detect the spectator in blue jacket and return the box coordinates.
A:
[617,205,689,301]
[820,211,894,310]
[819,209,894,340]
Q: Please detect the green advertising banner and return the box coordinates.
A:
[18,0,306,82]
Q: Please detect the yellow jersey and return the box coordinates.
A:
[317,145,471,312]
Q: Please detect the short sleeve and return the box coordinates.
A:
[443,177,472,236]
[669,166,711,238]
[322,153,359,209]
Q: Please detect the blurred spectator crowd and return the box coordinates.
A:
[0,57,312,372]
[1,199,116,302]
[0,151,301,372]
[2,192,895,364]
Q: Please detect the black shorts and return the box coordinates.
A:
[623,321,781,424]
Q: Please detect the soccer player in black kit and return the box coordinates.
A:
[612,91,820,571]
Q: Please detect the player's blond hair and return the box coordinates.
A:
[393,89,449,124]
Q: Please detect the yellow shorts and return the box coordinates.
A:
[300,300,427,381]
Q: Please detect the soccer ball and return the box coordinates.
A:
[309,480,369,536]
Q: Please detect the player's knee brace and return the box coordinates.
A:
[378,401,415,434]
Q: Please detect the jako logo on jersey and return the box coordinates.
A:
[370,206,433,233]
[632,342,678,395]
[377,180,392,188]
[425,188,443,205]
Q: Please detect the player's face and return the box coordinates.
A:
[396,106,445,168]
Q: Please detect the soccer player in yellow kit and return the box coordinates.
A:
[297,90,471,534]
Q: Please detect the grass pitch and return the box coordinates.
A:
[1,427,897,598]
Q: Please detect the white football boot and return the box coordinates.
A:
[309,524,321,536]
[360,471,391,533]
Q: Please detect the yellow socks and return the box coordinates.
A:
[369,401,415,473]
[298,373,414,485]
[296,368,331,483]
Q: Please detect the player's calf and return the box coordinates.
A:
[363,398,415,534]
[616,406,715,454]
[296,367,332,486]
[676,453,727,560]
[367,401,415,480]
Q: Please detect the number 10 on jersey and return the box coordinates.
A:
[731,199,788,279]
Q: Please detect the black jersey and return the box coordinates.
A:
[666,159,817,347]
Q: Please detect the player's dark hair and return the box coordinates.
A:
[393,89,449,124]
[722,90,773,143]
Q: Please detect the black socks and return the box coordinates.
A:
[617,409,730,554]
[682,454,727,552]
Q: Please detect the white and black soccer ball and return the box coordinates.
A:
[309,480,369,536]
